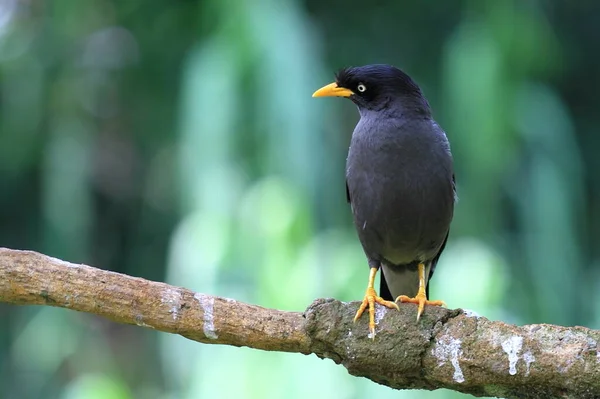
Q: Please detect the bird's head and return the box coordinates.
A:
[312,64,430,115]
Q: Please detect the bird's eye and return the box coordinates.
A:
[357,83,367,93]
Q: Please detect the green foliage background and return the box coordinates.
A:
[1,1,598,398]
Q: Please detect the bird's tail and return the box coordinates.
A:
[379,261,432,301]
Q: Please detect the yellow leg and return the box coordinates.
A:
[396,263,446,321]
[354,267,399,339]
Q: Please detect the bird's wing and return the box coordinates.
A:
[452,173,457,202]
[346,180,351,203]
[426,230,449,298]
[426,173,455,297]
[379,267,394,301]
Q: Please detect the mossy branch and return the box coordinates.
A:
[1,248,599,398]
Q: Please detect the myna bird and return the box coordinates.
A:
[313,64,455,338]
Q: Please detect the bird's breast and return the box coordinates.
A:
[346,119,454,264]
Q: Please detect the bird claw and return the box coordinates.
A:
[396,293,446,321]
[354,287,399,339]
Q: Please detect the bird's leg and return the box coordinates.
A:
[354,267,399,339]
[396,263,446,321]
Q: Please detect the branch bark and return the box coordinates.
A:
[1,248,598,398]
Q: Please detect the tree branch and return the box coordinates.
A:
[1,248,598,398]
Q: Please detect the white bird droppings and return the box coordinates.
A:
[195,293,218,339]
[523,350,535,376]
[374,305,387,325]
[134,314,154,329]
[501,336,523,375]
[161,288,182,320]
[433,336,465,383]
[49,255,81,268]
[462,309,481,319]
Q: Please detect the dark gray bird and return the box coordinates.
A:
[313,64,455,337]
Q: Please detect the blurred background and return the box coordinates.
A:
[0,0,599,398]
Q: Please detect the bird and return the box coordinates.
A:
[312,64,455,338]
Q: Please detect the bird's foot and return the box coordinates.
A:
[396,292,446,321]
[354,286,399,339]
